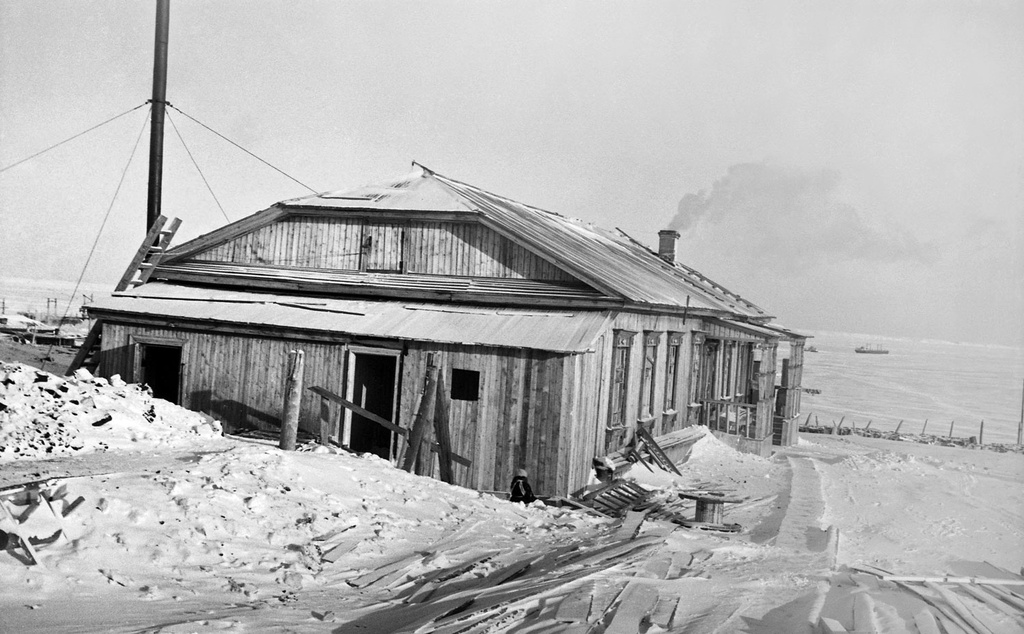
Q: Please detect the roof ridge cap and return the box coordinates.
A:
[429,169,593,224]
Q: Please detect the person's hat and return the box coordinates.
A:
[517,468,528,477]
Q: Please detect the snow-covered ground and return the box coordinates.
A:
[1,361,1022,633]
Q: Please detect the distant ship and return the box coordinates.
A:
[806,346,819,353]
[854,344,889,354]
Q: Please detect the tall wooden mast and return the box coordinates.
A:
[147,0,170,230]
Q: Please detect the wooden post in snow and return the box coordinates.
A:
[402,356,439,473]
[279,349,305,451]
[1018,379,1023,445]
[948,420,954,438]
[895,420,903,433]
[922,419,928,434]
[433,374,455,484]
[318,396,331,446]
[978,420,983,445]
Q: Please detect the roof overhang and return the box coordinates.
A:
[88,283,612,354]
[706,318,807,343]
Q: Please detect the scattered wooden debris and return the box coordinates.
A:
[0,479,83,567]
[603,582,660,633]
[821,564,1024,634]
[635,425,683,475]
[579,480,653,517]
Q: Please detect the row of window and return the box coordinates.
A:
[608,330,686,429]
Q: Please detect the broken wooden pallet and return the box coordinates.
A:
[581,481,653,517]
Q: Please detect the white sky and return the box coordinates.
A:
[1,1,1021,346]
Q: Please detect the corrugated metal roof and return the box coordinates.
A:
[282,170,475,212]
[90,283,611,353]
[707,318,806,342]
[165,164,772,320]
[709,318,784,340]
[278,165,768,318]
[430,171,769,318]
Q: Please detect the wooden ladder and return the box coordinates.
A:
[636,424,683,475]
[65,216,181,376]
[114,215,181,292]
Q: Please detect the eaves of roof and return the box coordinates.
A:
[89,283,613,353]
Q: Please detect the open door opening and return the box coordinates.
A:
[140,344,182,404]
[347,353,398,460]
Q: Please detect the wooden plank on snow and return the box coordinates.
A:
[604,582,660,634]
[554,582,594,623]
[912,609,941,634]
[612,509,648,541]
[957,584,1024,629]
[650,594,678,629]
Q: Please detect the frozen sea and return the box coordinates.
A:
[0,277,112,319]
[797,330,1024,445]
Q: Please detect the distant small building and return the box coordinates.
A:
[85,164,805,495]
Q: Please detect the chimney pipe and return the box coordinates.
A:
[658,229,679,262]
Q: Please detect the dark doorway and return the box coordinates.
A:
[141,344,182,404]
[349,353,397,459]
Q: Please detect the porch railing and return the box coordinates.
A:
[701,400,757,438]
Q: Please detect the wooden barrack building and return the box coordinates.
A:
[84,164,806,496]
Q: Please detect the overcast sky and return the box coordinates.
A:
[1,1,1021,346]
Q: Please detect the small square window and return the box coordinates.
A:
[451,368,480,401]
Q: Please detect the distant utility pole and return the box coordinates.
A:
[1018,378,1023,445]
[147,0,170,230]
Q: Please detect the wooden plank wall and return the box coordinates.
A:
[598,314,702,453]
[785,341,804,418]
[364,223,403,271]
[192,217,363,269]
[97,312,784,493]
[404,221,576,281]
[398,343,590,496]
[188,216,578,282]
[99,323,350,435]
[756,343,779,437]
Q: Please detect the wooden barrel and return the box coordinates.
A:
[695,499,724,524]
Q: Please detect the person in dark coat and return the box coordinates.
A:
[509,468,536,504]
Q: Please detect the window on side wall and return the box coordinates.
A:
[451,368,480,401]
[608,330,636,428]
[663,332,683,411]
[639,331,661,420]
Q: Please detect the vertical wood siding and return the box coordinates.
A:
[192,217,364,269]
[189,217,578,282]
[398,343,587,496]
[96,308,781,495]
[99,323,350,436]
[597,313,703,452]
